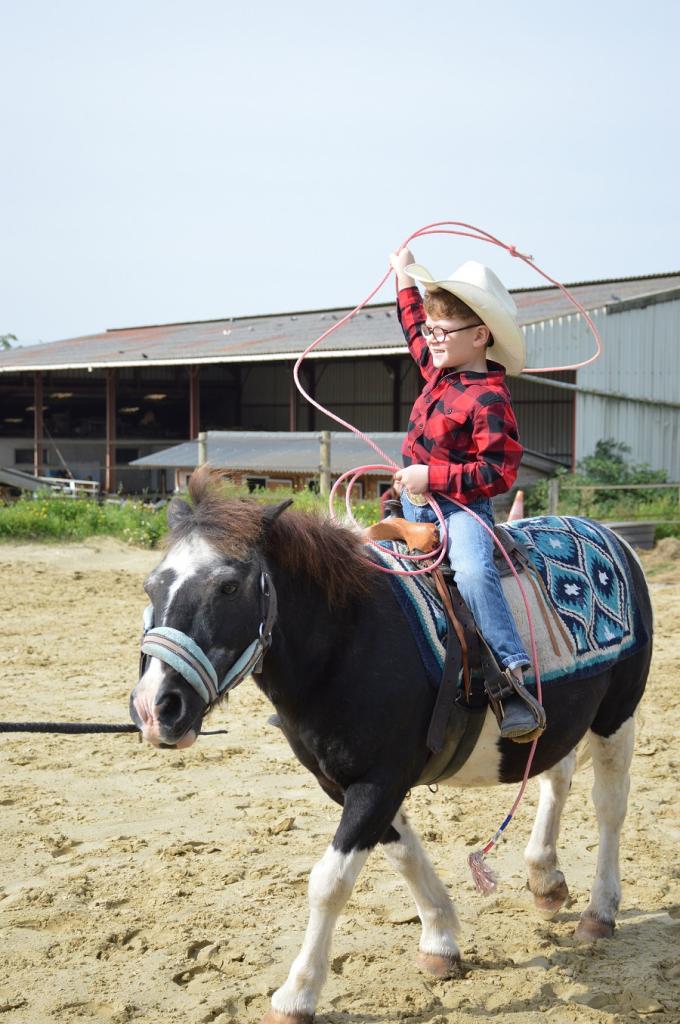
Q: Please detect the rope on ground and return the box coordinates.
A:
[0,722,228,735]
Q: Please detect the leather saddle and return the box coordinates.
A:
[363,515,531,578]
[362,513,542,754]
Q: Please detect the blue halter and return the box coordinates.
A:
[139,571,277,707]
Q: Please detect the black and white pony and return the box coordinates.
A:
[130,468,652,1024]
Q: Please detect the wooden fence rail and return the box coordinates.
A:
[546,479,680,515]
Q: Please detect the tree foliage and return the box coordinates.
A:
[577,439,667,485]
[525,438,673,525]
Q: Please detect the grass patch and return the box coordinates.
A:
[0,487,383,548]
[0,494,167,547]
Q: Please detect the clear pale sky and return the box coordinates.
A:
[2,0,678,346]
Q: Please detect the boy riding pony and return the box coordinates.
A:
[390,248,545,742]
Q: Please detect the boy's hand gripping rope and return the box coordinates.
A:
[293,221,603,892]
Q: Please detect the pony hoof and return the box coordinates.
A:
[574,913,615,941]
[533,880,570,919]
[260,1013,314,1024]
[416,951,462,978]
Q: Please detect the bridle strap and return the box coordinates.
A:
[141,631,218,705]
[139,570,277,708]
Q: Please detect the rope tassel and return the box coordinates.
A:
[468,851,498,895]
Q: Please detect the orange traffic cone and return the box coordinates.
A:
[508,489,524,521]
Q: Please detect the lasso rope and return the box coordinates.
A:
[0,722,228,735]
[293,220,603,891]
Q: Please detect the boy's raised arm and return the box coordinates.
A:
[390,248,434,382]
[389,247,417,291]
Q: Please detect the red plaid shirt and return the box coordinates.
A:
[398,286,523,503]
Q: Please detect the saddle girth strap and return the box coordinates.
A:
[426,620,462,754]
[444,577,483,704]
[432,569,471,699]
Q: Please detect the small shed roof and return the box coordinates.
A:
[131,431,404,475]
[2,272,680,374]
[131,430,560,479]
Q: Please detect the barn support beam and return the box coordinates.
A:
[188,366,200,439]
[33,372,44,476]
[105,369,116,494]
[288,366,297,431]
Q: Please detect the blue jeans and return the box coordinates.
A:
[401,492,529,671]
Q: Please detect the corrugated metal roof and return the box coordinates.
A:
[130,431,405,474]
[130,430,561,477]
[2,272,680,374]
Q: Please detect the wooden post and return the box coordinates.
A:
[547,477,559,515]
[105,369,116,494]
[288,368,297,432]
[188,366,200,439]
[319,430,331,496]
[583,486,594,516]
[198,431,207,467]
[33,372,43,476]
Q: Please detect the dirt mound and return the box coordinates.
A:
[640,536,680,582]
[655,536,680,560]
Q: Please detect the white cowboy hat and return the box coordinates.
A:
[405,259,526,375]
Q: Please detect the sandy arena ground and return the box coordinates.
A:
[0,537,679,1024]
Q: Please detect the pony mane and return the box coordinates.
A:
[170,466,376,606]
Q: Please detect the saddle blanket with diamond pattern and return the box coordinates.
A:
[371,516,648,690]
[503,515,647,680]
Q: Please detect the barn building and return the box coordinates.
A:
[1,271,679,493]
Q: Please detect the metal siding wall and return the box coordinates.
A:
[508,377,573,462]
[399,362,421,428]
[580,299,680,403]
[241,364,291,404]
[525,299,680,474]
[522,313,601,373]
[522,298,680,403]
[241,364,290,430]
[313,359,394,431]
[575,393,680,477]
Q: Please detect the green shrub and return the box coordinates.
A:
[654,522,680,541]
[0,493,168,547]
[192,480,382,525]
[0,486,383,548]
[524,439,678,526]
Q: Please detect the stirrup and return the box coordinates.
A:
[487,668,546,743]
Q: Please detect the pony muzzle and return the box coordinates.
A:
[130,675,202,749]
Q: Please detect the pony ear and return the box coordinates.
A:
[261,498,294,533]
[167,497,193,531]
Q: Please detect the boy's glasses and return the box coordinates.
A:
[421,322,483,343]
